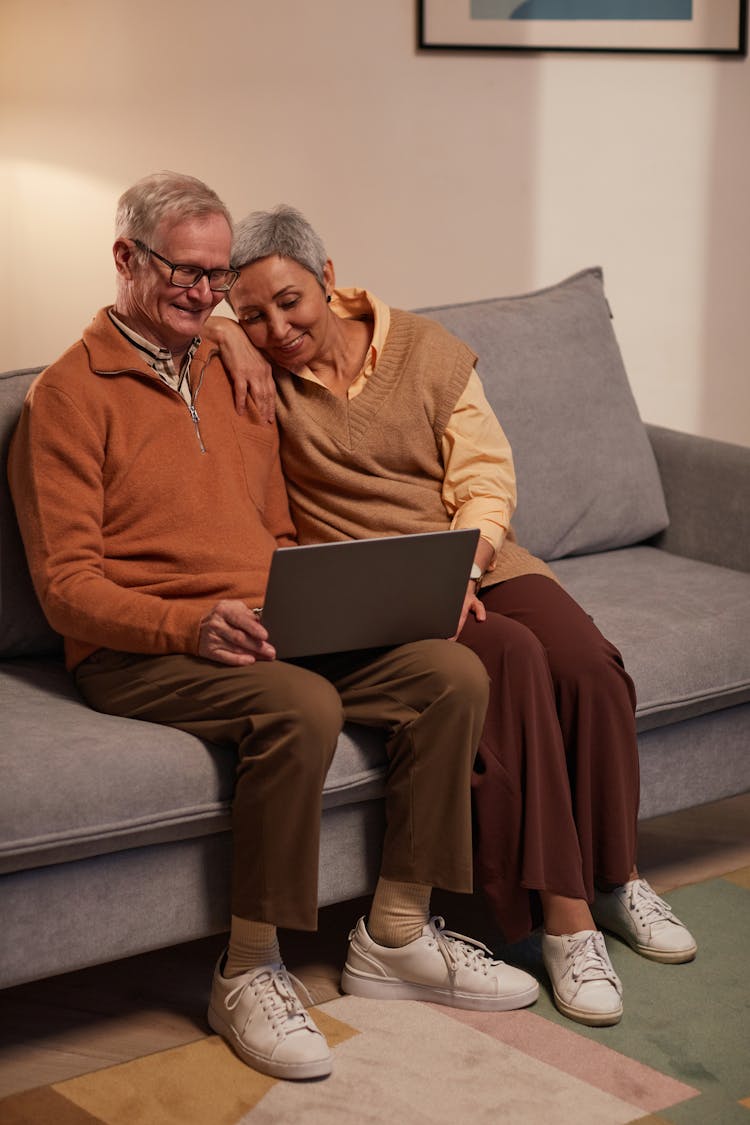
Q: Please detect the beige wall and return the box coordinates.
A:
[2,0,748,444]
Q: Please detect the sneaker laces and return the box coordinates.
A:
[565,931,621,991]
[225,964,315,1035]
[427,916,501,978]
[625,880,677,926]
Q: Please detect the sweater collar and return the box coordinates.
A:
[82,307,216,377]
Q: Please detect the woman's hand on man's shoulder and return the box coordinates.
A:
[205,316,276,424]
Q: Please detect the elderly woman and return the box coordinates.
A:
[208,205,696,1028]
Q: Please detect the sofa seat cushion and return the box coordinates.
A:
[0,660,388,876]
[419,269,669,562]
[552,546,750,730]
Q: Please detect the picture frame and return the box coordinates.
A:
[418,1,748,56]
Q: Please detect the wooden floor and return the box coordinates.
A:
[1,791,749,1099]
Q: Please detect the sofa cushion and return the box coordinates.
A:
[418,268,669,561]
[552,546,750,730]
[0,368,63,658]
[0,659,388,876]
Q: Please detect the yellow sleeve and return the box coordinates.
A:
[440,370,517,562]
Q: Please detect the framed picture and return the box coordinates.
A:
[418,1,748,56]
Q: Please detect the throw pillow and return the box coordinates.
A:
[418,267,669,560]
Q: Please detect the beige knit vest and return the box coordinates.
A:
[275,308,555,588]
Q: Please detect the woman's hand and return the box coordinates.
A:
[204,316,275,423]
[198,600,276,665]
[453,582,487,639]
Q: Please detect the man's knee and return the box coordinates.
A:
[236,663,344,776]
[274,668,344,747]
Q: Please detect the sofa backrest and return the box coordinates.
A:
[1,270,670,658]
[0,367,64,658]
[418,267,669,561]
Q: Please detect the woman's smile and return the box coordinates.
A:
[277,332,306,354]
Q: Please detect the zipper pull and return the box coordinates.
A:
[187,402,206,453]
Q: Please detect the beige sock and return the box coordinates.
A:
[367,878,432,948]
[224,917,281,979]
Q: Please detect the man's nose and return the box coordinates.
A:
[186,275,213,300]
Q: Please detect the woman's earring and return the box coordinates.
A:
[326,294,332,303]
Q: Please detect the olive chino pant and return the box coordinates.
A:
[75,639,489,931]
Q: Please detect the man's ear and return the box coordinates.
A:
[113,238,138,280]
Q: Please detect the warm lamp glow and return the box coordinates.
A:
[1,161,120,370]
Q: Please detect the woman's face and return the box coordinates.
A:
[230,255,334,370]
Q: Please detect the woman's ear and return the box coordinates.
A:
[323,258,336,298]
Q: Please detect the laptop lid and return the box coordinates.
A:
[259,529,479,659]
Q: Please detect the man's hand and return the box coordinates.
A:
[204,316,275,423]
[453,582,487,639]
[198,600,276,665]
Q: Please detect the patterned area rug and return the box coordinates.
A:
[2,869,748,1125]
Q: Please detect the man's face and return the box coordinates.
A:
[117,212,232,354]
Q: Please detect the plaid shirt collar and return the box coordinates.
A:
[108,310,199,385]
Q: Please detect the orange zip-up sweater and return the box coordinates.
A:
[8,308,296,670]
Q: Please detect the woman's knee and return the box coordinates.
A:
[461,612,550,682]
[414,638,490,713]
[550,631,635,709]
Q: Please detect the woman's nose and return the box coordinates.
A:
[267,310,287,340]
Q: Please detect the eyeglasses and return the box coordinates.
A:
[134,239,239,292]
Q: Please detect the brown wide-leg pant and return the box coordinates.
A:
[75,639,489,932]
[459,574,640,943]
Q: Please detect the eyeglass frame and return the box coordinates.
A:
[133,239,239,293]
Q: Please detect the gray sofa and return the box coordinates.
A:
[2,267,749,990]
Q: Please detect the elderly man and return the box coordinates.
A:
[8,171,538,1082]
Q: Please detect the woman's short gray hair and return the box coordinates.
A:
[231,204,328,285]
[115,171,232,252]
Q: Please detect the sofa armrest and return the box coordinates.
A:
[645,423,750,573]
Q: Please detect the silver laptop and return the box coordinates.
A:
[258,529,479,659]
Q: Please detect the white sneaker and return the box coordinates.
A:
[593,878,697,964]
[341,915,539,1011]
[208,954,332,1080]
[542,930,623,1027]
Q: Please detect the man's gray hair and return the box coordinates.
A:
[231,204,328,285]
[115,171,232,251]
